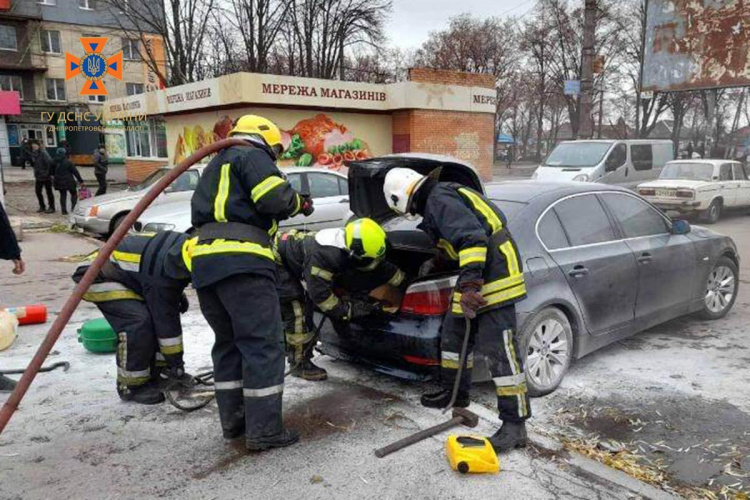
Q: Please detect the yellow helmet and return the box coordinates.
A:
[344,218,387,261]
[229,115,284,155]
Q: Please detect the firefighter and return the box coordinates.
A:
[383,167,530,453]
[274,218,406,381]
[72,231,195,405]
[190,115,313,452]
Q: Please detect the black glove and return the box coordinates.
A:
[349,300,378,319]
[179,293,189,314]
[300,194,315,216]
[457,280,487,320]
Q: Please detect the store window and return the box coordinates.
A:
[0,25,17,51]
[19,125,57,147]
[122,38,139,60]
[126,82,144,96]
[41,30,62,54]
[45,78,65,101]
[125,118,167,158]
[0,75,23,99]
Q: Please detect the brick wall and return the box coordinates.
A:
[408,68,495,89]
[391,111,411,153]
[125,159,168,184]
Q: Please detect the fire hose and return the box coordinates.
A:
[0,138,250,435]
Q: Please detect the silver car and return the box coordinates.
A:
[71,166,205,235]
[133,167,350,233]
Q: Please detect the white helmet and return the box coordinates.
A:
[383,168,426,215]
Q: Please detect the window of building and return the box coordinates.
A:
[41,30,62,54]
[88,94,106,103]
[45,78,65,101]
[0,75,23,99]
[126,82,144,96]
[122,38,139,60]
[20,125,57,147]
[79,0,93,9]
[0,25,17,51]
[125,118,167,158]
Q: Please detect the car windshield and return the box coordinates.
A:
[660,162,714,181]
[543,142,612,168]
[129,169,168,191]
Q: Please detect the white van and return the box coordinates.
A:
[532,140,674,188]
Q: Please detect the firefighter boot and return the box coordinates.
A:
[290,359,328,381]
[489,421,528,453]
[246,428,300,452]
[420,389,470,409]
[117,382,165,405]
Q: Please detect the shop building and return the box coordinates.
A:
[104,68,497,183]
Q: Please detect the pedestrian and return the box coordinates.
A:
[274,218,405,381]
[72,231,196,404]
[19,138,31,170]
[60,139,72,158]
[53,148,83,215]
[506,147,513,169]
[687,141,694,159]
[30,140,55,213]
[93,145,108,196]
[384,167,531,453]
[697,141,706,159]
[190,114,314,451]
[0,198,24,392]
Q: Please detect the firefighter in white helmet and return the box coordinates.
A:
[383,167,530,453]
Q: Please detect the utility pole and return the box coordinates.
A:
[579,0,598,139]
[635,0,649,138]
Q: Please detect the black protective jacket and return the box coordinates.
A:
[73,231,193,338]
[0,201,21,261]
[275,229,405,320]
[190,143,305,288]
[414,182,526,315]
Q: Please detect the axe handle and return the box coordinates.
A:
[374,416,463,458]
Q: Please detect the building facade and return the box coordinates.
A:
[0,0,164,166]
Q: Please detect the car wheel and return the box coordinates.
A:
[701,200,721,224]
[109,213,129,235]
[697,256,738,320]
[519,307,573,397]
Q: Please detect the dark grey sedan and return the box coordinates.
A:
[319,156,740,396]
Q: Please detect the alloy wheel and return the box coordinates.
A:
[525,317,570,391]
[705,265,735,314]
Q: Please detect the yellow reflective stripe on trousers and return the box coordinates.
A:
[243,383,284,398]
[214,380,243,390]
[214,163,231,222]
[437,239,458,260]
[318,293,340,312]
[83,282,143,302]
[251,175,286,203]
[311,266,334,281]
[501,328,528,417]
[292,300,305,334]
[458,188,503,233]
[387,268,406,287]
[158,336,183,355]
[117,367,151,385]
[459,246,487,267]
[496,381,528,396]
[192,239,275,261]
[441,351,474,369]
[499,240,520,276]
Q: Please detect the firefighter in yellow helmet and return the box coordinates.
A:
[274,218,406,380]
[190,115,314,452]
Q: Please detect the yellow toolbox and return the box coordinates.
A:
[446,435,500,474]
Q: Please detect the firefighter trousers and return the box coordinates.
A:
[276,264,314,364]
[197,273,286,440]
[97,299,159,390]
[440,306,531,423]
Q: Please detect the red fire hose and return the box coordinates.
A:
[0,138,249,436]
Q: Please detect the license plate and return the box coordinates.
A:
[656,189,677,197]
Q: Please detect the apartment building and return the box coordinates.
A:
[0,0,165,166]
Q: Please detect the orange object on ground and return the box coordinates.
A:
[3,305,48,325]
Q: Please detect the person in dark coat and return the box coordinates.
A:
[59,140,72,158]
[53,147,83,215]
[93,146,108,196]
[30,140,55,213]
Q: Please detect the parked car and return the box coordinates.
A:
[133,167,350,233]
[532,140,674,188]
[637,159,750,223]
[319,154,739,396]
[71,166,205,235]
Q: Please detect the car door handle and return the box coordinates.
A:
[568,265,589,278]
[637,252,653,265]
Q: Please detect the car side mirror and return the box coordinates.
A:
[671,219,691,235]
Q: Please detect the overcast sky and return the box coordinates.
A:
[386,0,536,50]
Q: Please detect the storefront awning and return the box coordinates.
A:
[0,91,21,115]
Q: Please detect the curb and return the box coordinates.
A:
[467,403,679,500]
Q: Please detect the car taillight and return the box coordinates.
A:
[676,189,694,199]
[403,355,440,366]
[638,188,655,196]
[401,277,456,316]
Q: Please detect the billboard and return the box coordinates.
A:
[643,0,750,92]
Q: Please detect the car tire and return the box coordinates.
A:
[109,213,129,235]
[519,307,574,397]
[701,199,721,224]
[696,256,738,320]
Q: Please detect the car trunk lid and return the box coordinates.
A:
[347,154,484,221]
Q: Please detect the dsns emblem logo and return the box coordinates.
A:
[65,37,123,96]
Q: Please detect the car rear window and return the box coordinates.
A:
[537,210,569,250]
